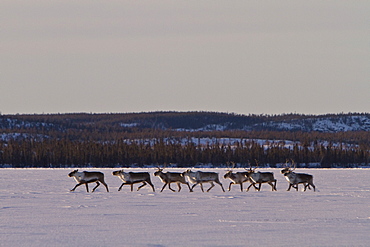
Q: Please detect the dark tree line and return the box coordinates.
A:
[0,137,368,168]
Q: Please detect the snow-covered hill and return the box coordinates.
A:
[173,114,370,132]
[257,115,370,132]
[1,112,369,135]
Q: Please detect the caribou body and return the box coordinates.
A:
[68,170,109,192]
[112,170,155,192]
[181,170,225,192]
[223,170,256,192]
[245,169,277,191]
[280,166,316,192]
[154,168,192,192]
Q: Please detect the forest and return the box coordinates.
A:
[0,112,369,168]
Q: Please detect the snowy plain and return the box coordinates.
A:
[1,168,370,247]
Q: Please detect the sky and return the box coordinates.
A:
[1,1,369,115]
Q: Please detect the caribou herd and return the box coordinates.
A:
[68,161,316,193]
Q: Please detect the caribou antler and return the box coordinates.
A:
[155,163,162,171]
[284,159,290,168]
[230,161,236,170]
[246,161,255,172]
[254,159,259,171]
[291,159,296,171]
[226,161,236,172]
[156,162,168,171]
[226,161,231,170]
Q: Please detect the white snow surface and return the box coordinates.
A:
[1,168,370,247]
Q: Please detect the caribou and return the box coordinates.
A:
[154,166,193,192]
[181,169,225,192]
[280,161,316,192]
[112,170,155,192]
[223,162,258,192]
[68,170,109,192]
[244,163,277,191]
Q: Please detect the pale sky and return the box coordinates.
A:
[1,1,369,115]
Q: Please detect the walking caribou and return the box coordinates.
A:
[223,162,258,192]
[154,166,193,192]
[68,170,109,192]
[181,169,225,192]
[244,163,277,191]
[112,170,155,192]
[280,161,316,192]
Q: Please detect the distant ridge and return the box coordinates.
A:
[1,111,369,133]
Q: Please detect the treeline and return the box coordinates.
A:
[0,137,368,168]
[1,126,369,147]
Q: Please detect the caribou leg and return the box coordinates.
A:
[206,182,215,192]
[216,181,225,192]
[246,183,259,192]
[100,181,109,192]
[287,183,294,191]
[91,182,100,192]
[200,183,205,192]
[257,183,262,191]
[137,182,147,191]
[176,183,181,192]
[310,183,316,192]
[160,183,168,192]
[118,183,125,191]
[70,182,85,192]
[118,182,133,191]
[306,182,316,192]
[185,182,193,192]
[267,181,275,191]
[146,180,155,192]
[228,182,233,191]
[191,183,198,192]
[294,183,299,191]
[192,183,204,192]
[273,180,277,191]
[168,183,176,192]
[246,183,254,192]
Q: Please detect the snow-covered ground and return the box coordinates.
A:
[1,168,370,247]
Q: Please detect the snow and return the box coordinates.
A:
[257,115,370,132]
[120,123,139,128]
[121,137,299,150]
[0,133,48,142]
[1,168,370,246]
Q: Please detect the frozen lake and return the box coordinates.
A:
[1,168,370,247]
